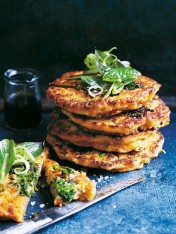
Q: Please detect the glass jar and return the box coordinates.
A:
[4,68,41,130]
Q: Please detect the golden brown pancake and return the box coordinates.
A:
[47,116,160,153]
[62,96,170,135]
[46,132,164,172]
[46,71,161,117]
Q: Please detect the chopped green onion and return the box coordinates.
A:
[11,145,36,175]
[88,85,104,98]
[15,145,35,162]
[121,61,131,67]
[103,83,114,98]
[13,155,30,175]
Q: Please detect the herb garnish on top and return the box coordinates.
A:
[71,47,141,98]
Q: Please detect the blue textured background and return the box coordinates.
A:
[0,111,175,234]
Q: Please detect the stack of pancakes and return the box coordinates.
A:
[46,71,170,172]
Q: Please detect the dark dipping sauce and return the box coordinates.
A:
[4,92,41,129]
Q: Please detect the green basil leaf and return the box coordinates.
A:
[103,67,141,82]
[83,69,99,75]
[18,142,44,158]
[72,75,105,87]
[84,53,97,70]
[103,83,114,98]
[0,139,15,187]
[80,76,101,86]
[74,47,142,98]
[112,82,124,95]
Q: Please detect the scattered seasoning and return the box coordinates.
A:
[104,176,109,180]
[29,213,34,219]
[31,201,35,206]
[97,175,104,183]
[39,204,45,208]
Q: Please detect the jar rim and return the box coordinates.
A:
[4,68,40,85]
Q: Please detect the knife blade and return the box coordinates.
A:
[1,177,144,234]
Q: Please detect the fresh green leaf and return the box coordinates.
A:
[84,53,98,71]
[75,76,101,86]
[73,47,142,98]
[83,69,99,75]
[112,82,124,95]
[71,75,106,88]
[103,67,141,83]
[0,139,15,187]
[103,83,114,98]
[95,48,124,74]
[18,142,43,158]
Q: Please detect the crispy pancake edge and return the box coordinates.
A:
[47,116,159,153]
[46,132,164,172]
[46,71,161,117]
[62,96,170,135]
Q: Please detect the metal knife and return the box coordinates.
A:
[1,177,144,234]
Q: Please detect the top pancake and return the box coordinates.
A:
[46,71,161,117]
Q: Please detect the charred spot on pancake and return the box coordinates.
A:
[126,107,154,118]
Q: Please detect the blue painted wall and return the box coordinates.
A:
[0,0,175,97]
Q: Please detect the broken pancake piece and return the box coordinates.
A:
[0,148,49,222]
[47,116,160,153]
[46,132,164,172]
[45,159,96,207]
[62,96,170,135]
[47,71,160,117]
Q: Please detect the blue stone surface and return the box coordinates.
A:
[0,111,175,234]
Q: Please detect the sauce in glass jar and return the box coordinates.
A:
[4,68,41,130]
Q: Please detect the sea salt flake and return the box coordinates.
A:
[31,201,35,206]
[40,204,45,208]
